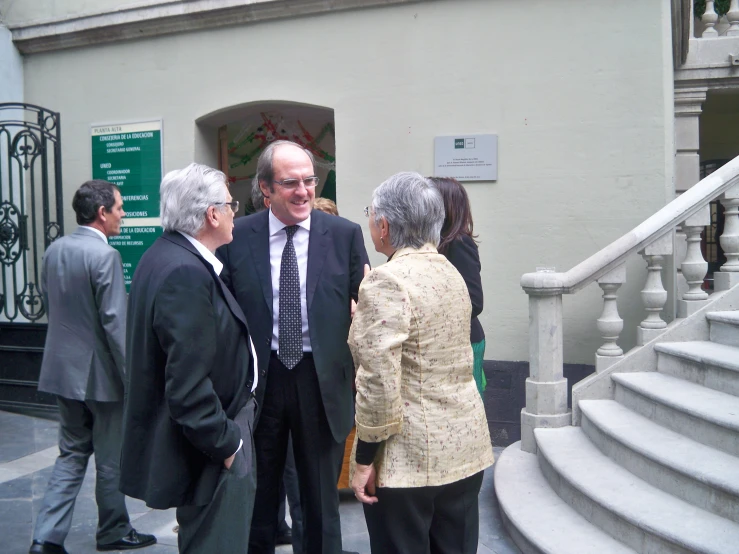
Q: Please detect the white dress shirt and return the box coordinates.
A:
[83,225,108,243]
[268,209,311,353]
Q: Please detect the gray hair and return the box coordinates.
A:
[160,163,228,236]
[250,175,267,212]
[372,172,444,249]
[256,140,315,193]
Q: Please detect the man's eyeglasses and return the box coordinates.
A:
[363,206,370,218]
[214,200,239,214]
[273,177,320,190]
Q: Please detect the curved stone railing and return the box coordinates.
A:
[519,154,739,453]
[695,0,739,37]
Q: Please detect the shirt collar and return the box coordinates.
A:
[82,225,108,244]
[180,232,223,276]
[268,208,311,237]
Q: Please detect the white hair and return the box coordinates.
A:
[372,171,444,249]
[160,163,228,236]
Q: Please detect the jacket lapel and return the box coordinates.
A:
[162,231,249,329]
[249,212,273,317]
[306,212,330,310]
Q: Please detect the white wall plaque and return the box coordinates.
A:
[433,134,498,181]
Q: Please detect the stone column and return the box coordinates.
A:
[674,86,707,313]
[520,271,571,454]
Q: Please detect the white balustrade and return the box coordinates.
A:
[716,186,739,289]
[638,232,672,345]
[519,157,739,452]
[595,264,625,372]
[702,1,720,37]
[679,205,710,317]
[727,0,739,36]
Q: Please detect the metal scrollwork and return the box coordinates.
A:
[12,129,42,170]
[0,102,64,322]
[0,201,22,265]
[46,222,62,243]
[16,282,45,321]
[43,114,58,132]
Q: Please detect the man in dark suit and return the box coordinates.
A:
[218,140,368,554]
[30,181,156,554]
[120,163,257,553]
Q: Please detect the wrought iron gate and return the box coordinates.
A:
[0,103,64,322]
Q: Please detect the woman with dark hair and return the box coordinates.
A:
[428,177,487,397]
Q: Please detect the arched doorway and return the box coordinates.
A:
[196,101,335,216]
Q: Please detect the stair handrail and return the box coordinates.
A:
[518,153,739,454]
[521,155,739,296]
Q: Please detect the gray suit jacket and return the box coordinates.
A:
[38,226,127,401]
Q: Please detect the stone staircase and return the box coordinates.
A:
[495,309,739,553]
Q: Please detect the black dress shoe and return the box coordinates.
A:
[97,529,157,551]
[29,541,68,554]
[275,526,292,545]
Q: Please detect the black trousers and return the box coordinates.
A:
[249,353,344,554]
[363,471,484,554]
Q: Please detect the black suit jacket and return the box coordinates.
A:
[444,235,485,344]
[218,209,368,442]
[120,232,254,509]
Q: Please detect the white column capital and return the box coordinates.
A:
[674,86,708,117]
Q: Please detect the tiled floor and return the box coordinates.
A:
[0,410,520,554]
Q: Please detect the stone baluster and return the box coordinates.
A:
[595,264,626,372]
[702,1,719,37]
[638,232,673,345]
[520,269,571,454]
[727,0,739,36]
[678,205,710,317]
[716,185,739,290]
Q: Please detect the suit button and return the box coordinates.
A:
[261,370,266,377]
[264,338,270,345]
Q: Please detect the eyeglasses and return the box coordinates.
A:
[214,200,239,214]
[363,206,370,218]
[273,177,320,190]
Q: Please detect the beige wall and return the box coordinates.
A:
[21,0,674,363]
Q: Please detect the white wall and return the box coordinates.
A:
[21,0,674,363]
[0,24,22,102]
[0,0,159,25]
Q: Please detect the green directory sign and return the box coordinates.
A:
[91,120,163,289]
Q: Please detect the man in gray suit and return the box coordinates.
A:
[29,180,156,554]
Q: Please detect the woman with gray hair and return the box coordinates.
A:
[349,172,495,553]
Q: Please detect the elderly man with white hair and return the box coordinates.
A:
[120,163,258,553]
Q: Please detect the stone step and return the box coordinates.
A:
[612,372,739,457]
[579,399,739,523]
[535,427,739,554]
[655,341,739,396]
[493,442,635,554]
[707,311,739,348]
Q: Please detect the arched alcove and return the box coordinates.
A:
[196,101,335,216]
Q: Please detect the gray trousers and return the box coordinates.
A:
[33,397,132,546]
[176,398,257,554]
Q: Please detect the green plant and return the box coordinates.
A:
[695,0,732,18]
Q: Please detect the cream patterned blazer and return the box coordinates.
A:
[348,244,495,488]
